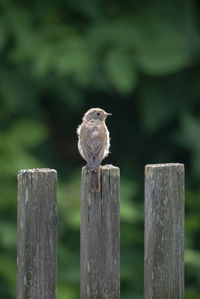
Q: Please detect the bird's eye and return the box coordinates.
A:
[96,112,100,116]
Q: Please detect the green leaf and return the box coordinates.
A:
[57,283,78,299]
[185,249,200,269]
[0,255,17,295]
[105,49,138,94]
[8,119,48,148]
[120,179,142,223]
[0,221,17,248]
[138,30,191,75]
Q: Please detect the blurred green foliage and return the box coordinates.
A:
[0,0,200,298]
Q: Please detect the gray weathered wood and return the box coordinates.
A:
[17,168,57,299]
[80,165,120,299]
[144,163,184,299]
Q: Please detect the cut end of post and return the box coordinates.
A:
[82,164,119,173]
[101,164,119,170]
[81,165,120,193]
[18,168,57,177]
[145,163,184,168]
[145,163,184,178]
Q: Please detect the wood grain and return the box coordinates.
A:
[80,165,120,299]
[17,168,57,299]
[144,163,184,299]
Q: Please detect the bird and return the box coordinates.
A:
[77,108,111,192]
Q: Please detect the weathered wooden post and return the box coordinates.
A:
[144,163,184,299]
[80,165,120,299]
[17,168,57,299]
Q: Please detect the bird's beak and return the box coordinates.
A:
[105,112,112,116]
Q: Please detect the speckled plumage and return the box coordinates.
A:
[77,108,111,191]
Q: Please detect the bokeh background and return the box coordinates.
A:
[0,0,200,298]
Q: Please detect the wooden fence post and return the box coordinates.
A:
[80,165,120,299]
[144,163,184,299]
[17,168,57,299]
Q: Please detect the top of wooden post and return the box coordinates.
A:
[145,163,184,168]
[18,168,57,177]
[145,163,184,178]
[82,164,119,172]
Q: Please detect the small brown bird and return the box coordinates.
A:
[77,108,111,192]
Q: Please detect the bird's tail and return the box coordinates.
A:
[90,168,100,192]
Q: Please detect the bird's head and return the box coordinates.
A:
[83,108,112,122]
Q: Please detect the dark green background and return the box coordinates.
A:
[0,0,200,298]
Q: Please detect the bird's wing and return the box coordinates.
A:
[80,121,107,171]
